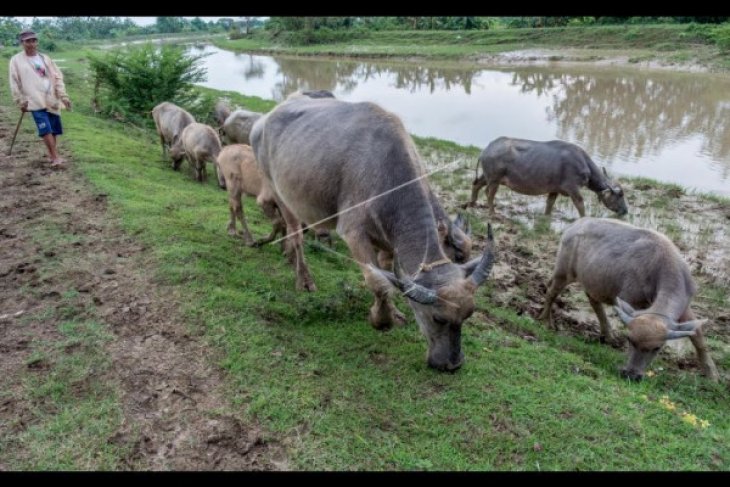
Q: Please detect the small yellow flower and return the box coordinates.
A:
[681,412,698,426]
[699,419,710,429]
[645,370,656,378]
[659,396,677,411]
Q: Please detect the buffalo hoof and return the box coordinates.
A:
[370,311,406,331]
[297,279,317,292]
[620,369,643,382]
[428,357,464,373]
[242,234,255,246]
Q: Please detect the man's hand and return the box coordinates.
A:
[62,98,72,111]
[20,101,28,112]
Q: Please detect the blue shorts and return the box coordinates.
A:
[31,109,63,137]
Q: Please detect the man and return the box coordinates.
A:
[9,29,72,168]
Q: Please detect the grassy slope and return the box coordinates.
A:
[1,41,728,471]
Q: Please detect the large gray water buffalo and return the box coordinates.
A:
[538,217,718,382]
[466,137,628,217]
[217,144,284,246]
[250,96,495,372]
[151,102,195,163]
[170,122,224,187]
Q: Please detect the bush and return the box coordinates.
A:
[711,23,730,52]
[89,43,207,125]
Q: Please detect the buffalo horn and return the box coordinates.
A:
[470,223,495,287]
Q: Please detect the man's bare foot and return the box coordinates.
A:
[50,158,66,168]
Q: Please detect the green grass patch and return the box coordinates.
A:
[0,319,125,470]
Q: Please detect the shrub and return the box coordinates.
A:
[711,23,730,52]
[89,43,207,125]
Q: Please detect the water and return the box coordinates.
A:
[190,44,730,196]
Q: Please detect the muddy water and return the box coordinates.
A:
[191,44,730,196]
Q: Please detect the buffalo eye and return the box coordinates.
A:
[433,317,448,327]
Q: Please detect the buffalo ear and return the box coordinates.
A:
[668,318,707,332]
[666,330,696,340]
[614,297,635,325]
[454,213,471,236]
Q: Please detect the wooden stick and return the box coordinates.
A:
[7,111,26,156]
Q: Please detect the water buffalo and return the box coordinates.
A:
[151,102,195,163]
[250,96,495,372]
[217,144,284,246]
[221,109,263,146]
[538,217,718,382]
[170,122,224,187]
[466,137,628,218]
[213,100,232,127]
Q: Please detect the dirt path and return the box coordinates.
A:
[0,105,284,470]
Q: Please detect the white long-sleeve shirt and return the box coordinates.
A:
[9,51,69,114]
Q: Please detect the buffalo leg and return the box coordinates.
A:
[277,199,316,291]
[587,295,614,344]
[227,191,239,236]
[228,191,254,245]
[569,192,586,217]
[538,276,569,330]
[342,232,405,330]
[467,175,487,207]
[254,196,286,249]
[680,308,719,381]
[485,182,500,216]
[545,192,558,215]
[214,161,226,189]
[160,134,167,160]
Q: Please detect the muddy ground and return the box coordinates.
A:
[471,48,715,73]
[0,103,728,470]
[0,105,285,470]
[428,153,730,373]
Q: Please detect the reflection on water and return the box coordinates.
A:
[192,44,730,195]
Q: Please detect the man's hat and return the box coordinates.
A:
[18,30,38,42]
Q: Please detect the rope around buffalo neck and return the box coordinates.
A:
[416,258,452,275]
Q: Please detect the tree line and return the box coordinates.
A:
[0,16,262,47]
[4,16,729,48]
[266,16,729,32]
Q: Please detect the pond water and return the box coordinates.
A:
[190,44,730,196]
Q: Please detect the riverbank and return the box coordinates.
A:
[215,24,730,74]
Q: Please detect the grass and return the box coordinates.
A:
[15,316,123,470]
[0,207,128,469]
[1,42,728,471]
